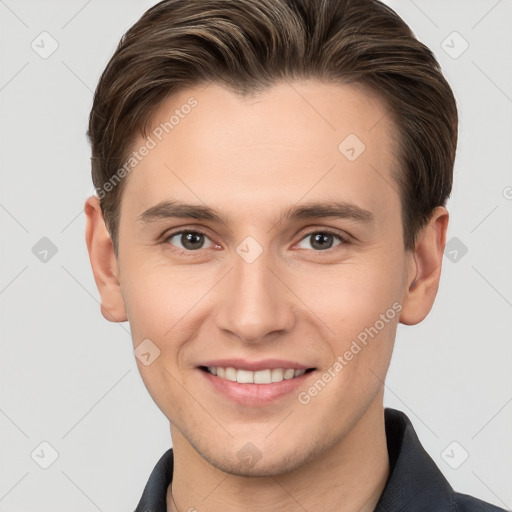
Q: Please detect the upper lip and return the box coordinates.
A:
[198,358,314,371]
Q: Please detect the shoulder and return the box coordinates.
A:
[453,492,508,512]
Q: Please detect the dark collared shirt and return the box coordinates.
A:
[134,408,506,511]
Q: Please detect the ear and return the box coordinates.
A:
[399,206,449,325]
[84,196,127,323]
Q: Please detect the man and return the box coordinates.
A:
[84,0,506,510]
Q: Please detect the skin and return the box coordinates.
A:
[85,80,448,511]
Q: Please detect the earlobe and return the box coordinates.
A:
[399,206,449,326]
[84,196,128,323]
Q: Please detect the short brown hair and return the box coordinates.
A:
[88,0,458,255]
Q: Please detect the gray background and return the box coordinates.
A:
[0,0,511,510]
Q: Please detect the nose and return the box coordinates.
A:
[212,245,296,344]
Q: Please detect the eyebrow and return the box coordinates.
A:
[137,199,374,226]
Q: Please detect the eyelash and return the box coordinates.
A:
[163,228,351,256]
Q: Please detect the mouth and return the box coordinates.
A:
[199,366,315,384]
[197,361,317,405]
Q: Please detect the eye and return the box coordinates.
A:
[165,229,216,253]
[296,229,349,251]
[163,228,350,255]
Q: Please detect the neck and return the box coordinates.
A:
[167,398,389,512]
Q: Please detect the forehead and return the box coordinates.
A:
[121,80,400,226]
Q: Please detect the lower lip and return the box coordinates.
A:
[199,369,314,405]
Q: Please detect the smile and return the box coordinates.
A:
[201,366,314,384]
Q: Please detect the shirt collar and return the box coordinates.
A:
[374,408,454,510]
[134,408,457,512]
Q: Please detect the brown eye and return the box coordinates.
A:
[166,230,213,252]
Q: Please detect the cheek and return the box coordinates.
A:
[121,263,201,344]
[294,251,403,331]
[121,268,194,417]
[289,252,402,391]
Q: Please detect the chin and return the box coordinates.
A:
[199,443,314,478]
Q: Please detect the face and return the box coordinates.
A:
[88,80,439,476]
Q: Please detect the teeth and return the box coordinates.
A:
[236,369,253,384]
[271,368,284,382]
[283,369,295,379]
[225,367,237,382]
[254,369,271,384]
[206,366,309,384]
